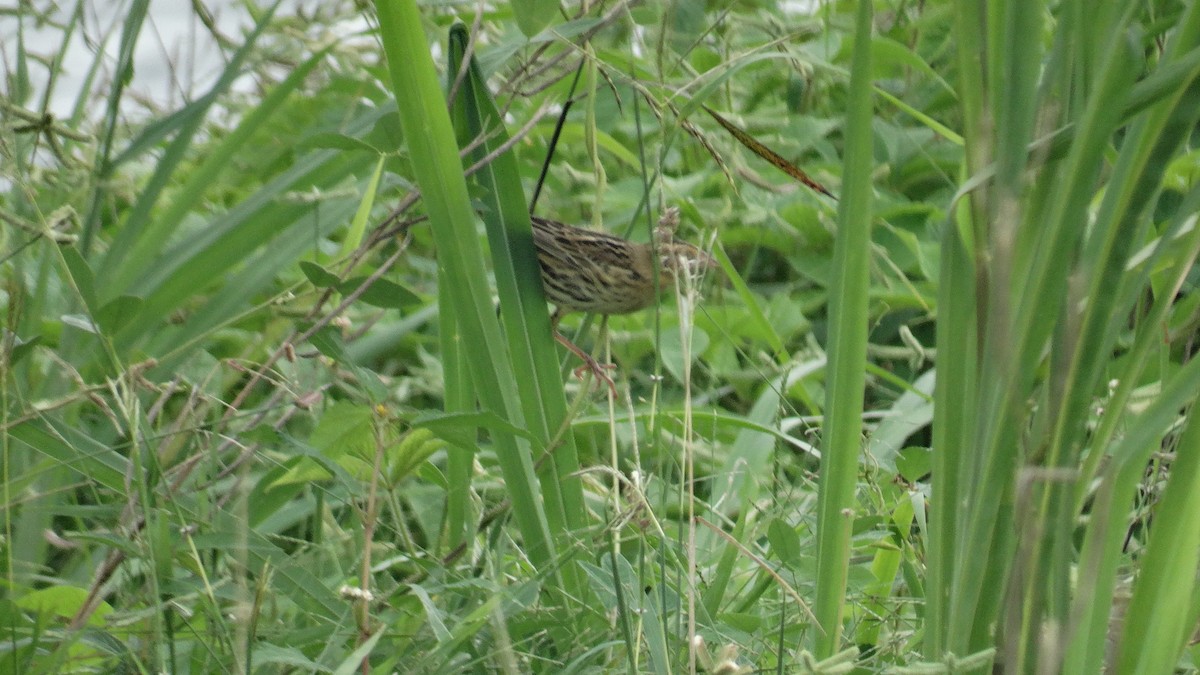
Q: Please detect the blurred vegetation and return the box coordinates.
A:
[3,0,1200,672]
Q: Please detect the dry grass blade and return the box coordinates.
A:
[704,105,837,199]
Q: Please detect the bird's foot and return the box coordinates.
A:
[554,329,618,397]
[572,357,618,397]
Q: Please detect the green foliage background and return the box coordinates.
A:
[3,0,1200,672]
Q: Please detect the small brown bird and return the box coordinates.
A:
[531,213,716,392]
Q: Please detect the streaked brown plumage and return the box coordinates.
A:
[530,215,715,392]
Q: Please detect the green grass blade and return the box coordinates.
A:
[373,0,559,577]
[100,45,329,301]
[87,0,282,263]
[111,145,368,354]
[445,24,589,592]
[79,0,151,253]
[811,0,874,657]
[925,213,976,658]
[1114,386,1200,673]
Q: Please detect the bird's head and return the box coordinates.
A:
[655,227,717,281]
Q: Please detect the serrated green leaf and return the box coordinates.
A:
[301,131,380,154]
[95,295,142,335]
[510,0,557,37]
[9,334,42,365]
[411,410,533,449]
[387,427,446,483]
[339,276,421,309]
[60,244,97,311]
[300,261,340,288]
[895,446,933,483]
[308,325,347,360]
[767,518,804,567]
